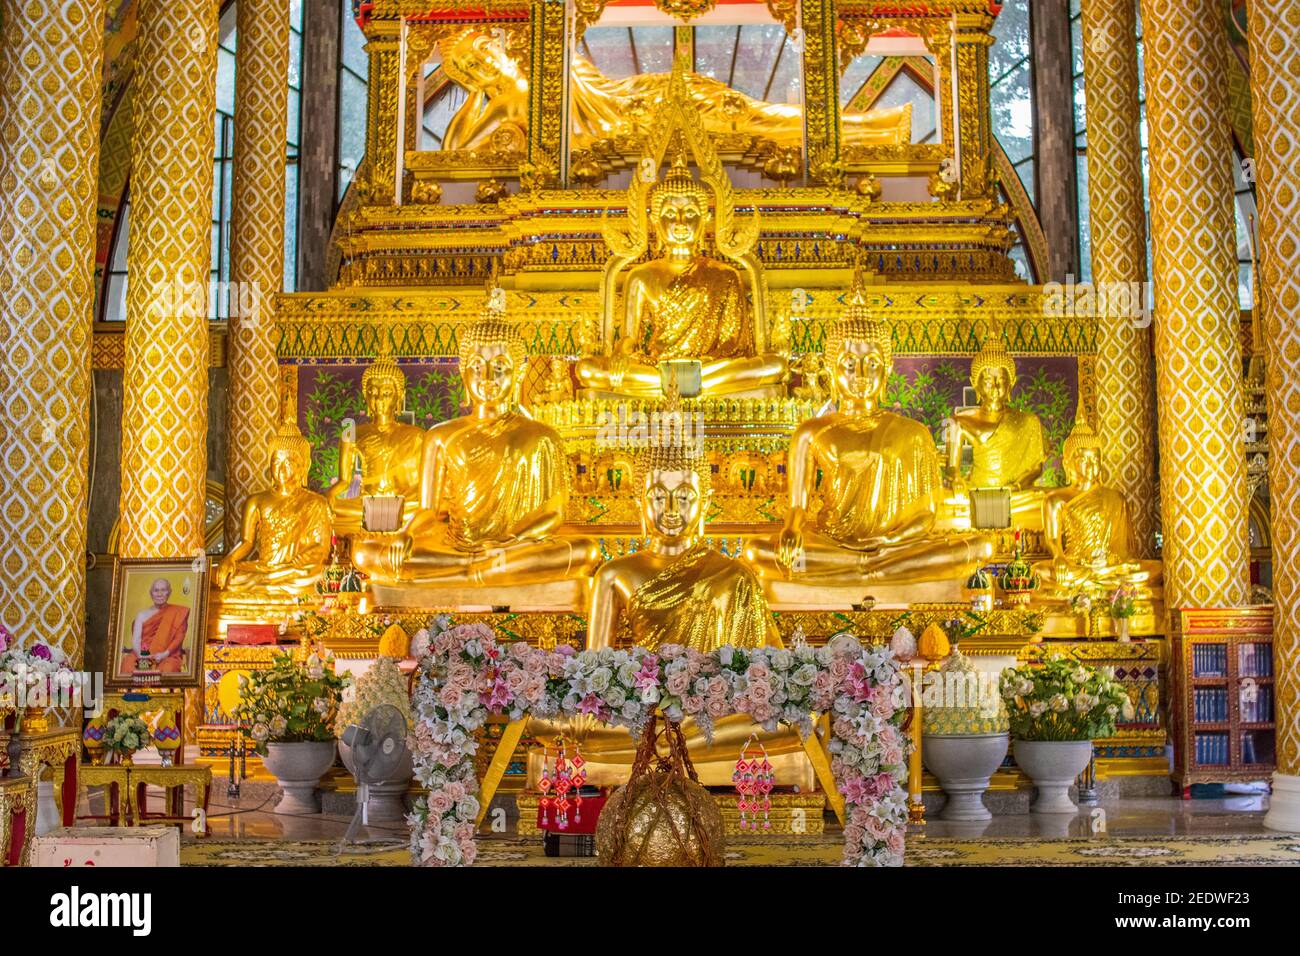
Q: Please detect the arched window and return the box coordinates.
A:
[101,0,306,321]
[989,0,1035,280]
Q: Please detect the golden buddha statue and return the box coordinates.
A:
[747,299,993,583]
[1036,421,1162,596]
[214,421,333,598]
[326,347,425,534]
[524,430,826,788]
[575,154,788,399]
[437,30,911,155]
[947,337,1047,492]
[351,310,600,586]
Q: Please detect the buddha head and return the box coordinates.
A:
[970,336,1017,411]
[636,437,711,543]
[362,349,407,425]
[268,420,313,492]
[827,296,893,409]
[649,153,712,254]
[1062,420,1104,487]
[459,316,527,408]
[441,30,526,96]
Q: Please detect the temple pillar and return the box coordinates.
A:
[526,0,569,188]
[1138,0,1248,608]
[1031,0,1081,282]
[800,0,841,185]
[0,1,105,665]
[1080,0,1157,557]
[953,10,996,199]
[225,0,292,548]
[297,0,343,292]
[363,19,401,203]
[1245,0,1300,832]
[119,0,219,560]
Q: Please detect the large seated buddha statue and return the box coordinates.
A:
[351,307,600,588]
[214,420,333,601]
[575,154,788,400]
[746,296,993,589]
[326,346,425,535]
[1035,421,1161,599]
[525,427,829,788]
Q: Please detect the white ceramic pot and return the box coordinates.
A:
[1013,739,1094,813]
[264,740,337,815]
[338,738,415,824]
[922,733,1009,821]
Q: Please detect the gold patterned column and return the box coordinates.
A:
[800,0,841,185]
[526,0,568,188]
[953,11,996,198]
[0,1,105,664]
[1245,0,1300,829]
[225,0,291,548]
[1080,0,1157,557]
[119,0,219,560]
[363,20,401,203]
[1138,0,1248,609]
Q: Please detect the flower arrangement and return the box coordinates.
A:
[335,656,412,737]
[999,654,1133,741]
[232,651,351,756]
[1109,586,1137,620]
[102,713,151,762]
[409,620,909,868]
[0,630,74,714]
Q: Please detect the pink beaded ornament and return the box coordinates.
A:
[733,734,775,830]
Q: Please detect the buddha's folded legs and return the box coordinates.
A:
[747,529,995,584]
[575,356,663,397]
[353,531,602,585]
[469,536,603,586]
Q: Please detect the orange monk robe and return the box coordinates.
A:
[120,603,190,676]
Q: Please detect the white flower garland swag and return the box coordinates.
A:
[407,620,910,867]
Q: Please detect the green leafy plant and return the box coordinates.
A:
[1109,586,1137,620]
[999,653,1131,741]
[232,651,351,755]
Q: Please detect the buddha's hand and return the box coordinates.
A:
[387,534,413,579]
[213,557,233,589]
[608,350,630,389]
[777,525,804,577]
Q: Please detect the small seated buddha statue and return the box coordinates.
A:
[746,298,994,584]
[575,154,788,399]
[351,309,600,586]
[523,428,826,788]
[947,336,1047,492]
[214,420,333,599]
[1035,421,1162,597]
[326,346,425,535]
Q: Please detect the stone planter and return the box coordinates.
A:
[264,741,337,815]
[1013,739,1094,814]
[922,733,1009,822]
[339,738,414,824]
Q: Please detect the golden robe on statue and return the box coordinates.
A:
[219,492,333,592]
[632,258,751,363]
[441,413,566,550]
[625,544,777,653]
[814,414,944,548]
[965,408,1046,489]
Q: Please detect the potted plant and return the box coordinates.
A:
[922,649,1009,821]
[1109,586,1137,642]
[102,713,151,766]
[233,650,350,814]
[335,655,414,823]
[1000,654,1131,813]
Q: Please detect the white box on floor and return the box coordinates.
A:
[32,827,180,867]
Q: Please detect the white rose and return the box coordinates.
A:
[1028,701,1048,717]
[1049,694,1068,713]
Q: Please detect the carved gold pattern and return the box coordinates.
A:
[0,0,105,662]
[119,0,218,560]
[1140,0,1249,608]
[226,0,292,548]
[0,775,37,867]
[1080,0,1157,557]
[1245,0,1300,776]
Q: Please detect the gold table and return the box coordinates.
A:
[13,726,81,828]
[79,764,212,837]
[0,774,36,866]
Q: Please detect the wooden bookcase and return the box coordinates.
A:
[1170,607,1276,796]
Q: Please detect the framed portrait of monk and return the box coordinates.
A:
[106,558,209,691]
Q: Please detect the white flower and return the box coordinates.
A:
[639,685,660,705]
[719,646,734,667]
[1017,678,1034,696]
[1029,701,1048,718]
[1071,667,1090,684]
[620,701,640,721]
[269,715,288,737]
[1049,694,1068,713]
[1073,693,1096,714]
[590,668,612,693]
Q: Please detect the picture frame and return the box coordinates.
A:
[106,557,209,691]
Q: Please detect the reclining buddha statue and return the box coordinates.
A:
[437,29,912,155]
[1035,420,1162,599]
[576,153,788,399]
[351,300,600,588]
[524,414,831,788]
[747,290,994,587]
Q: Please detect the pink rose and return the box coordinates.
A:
[523,675,547,702]
[843,824,865,847]
[505,668,528,695]
[683,695,704,714]
[829,658,851,683]
[707,696,732,718]
[863,815,890,841]
[448,663,476,691]
[666,671,691,696]
[706,676,728,698]
[445,780,467,801]
[871,694,894,720]
[427,790,454,815]
[886,830,905,858]
[439,685,464,708]
[748,680,771,704]
[747,661,771,682]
